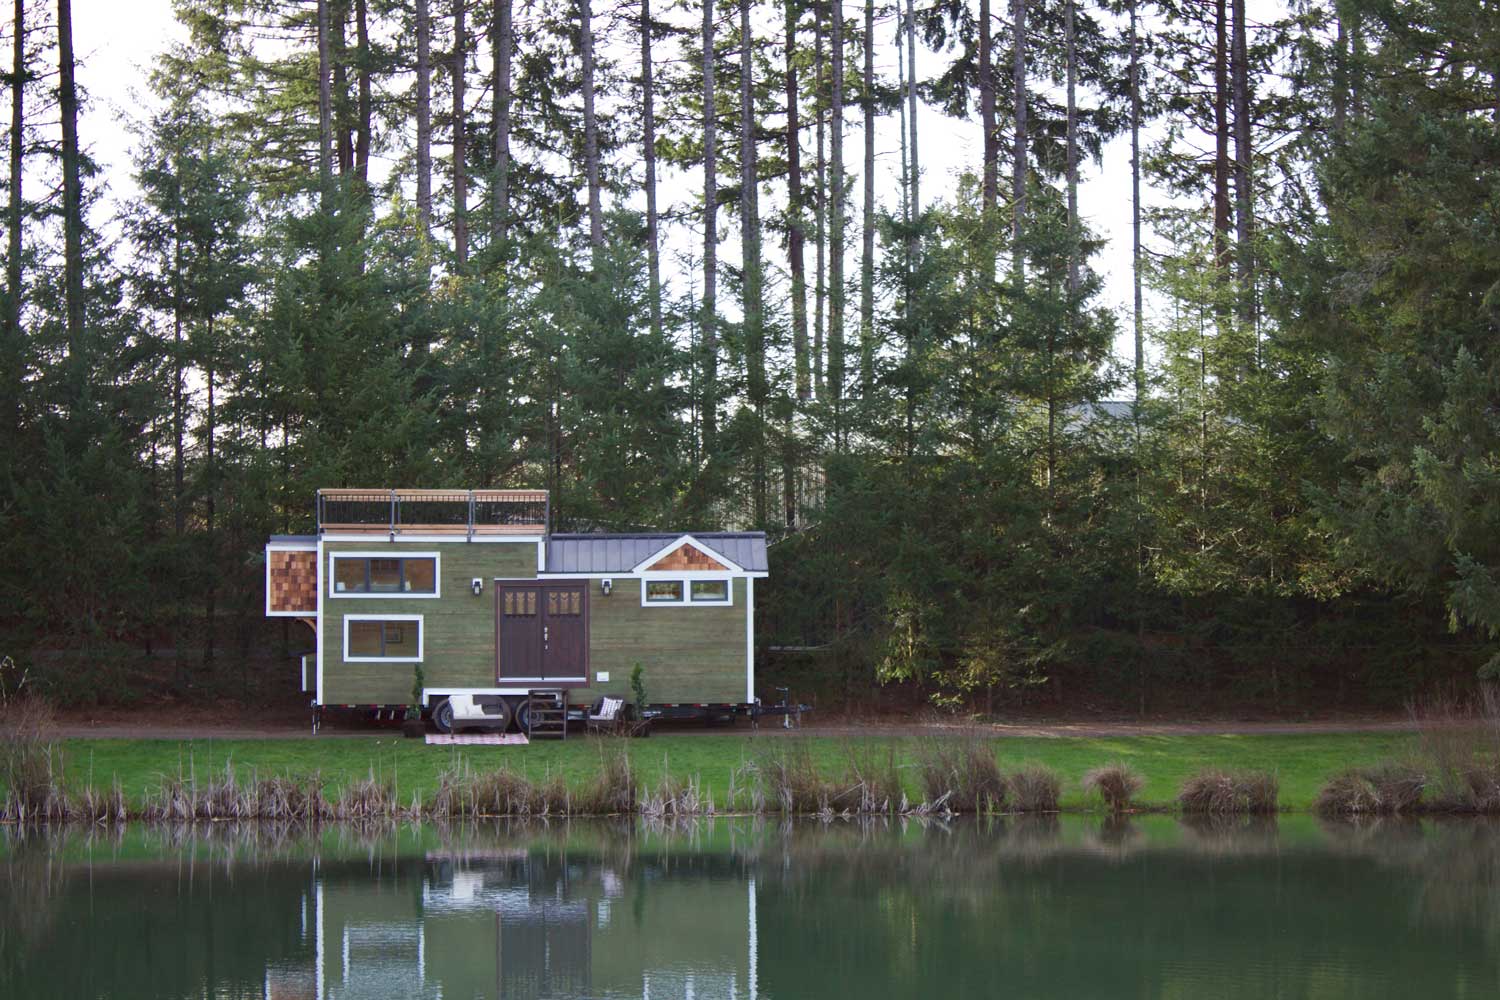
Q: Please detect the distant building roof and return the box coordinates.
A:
[1069,400,1137,424]
[544,532,769,574]
[269,534,318,544]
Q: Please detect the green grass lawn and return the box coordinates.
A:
[46,729,1420,813]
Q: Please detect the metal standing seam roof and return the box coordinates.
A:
[544,533,769,574]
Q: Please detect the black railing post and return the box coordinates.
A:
[389,490,397,542]
[467,490,475,542]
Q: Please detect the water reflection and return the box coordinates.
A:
[4,815,1500,999]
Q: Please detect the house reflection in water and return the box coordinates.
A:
[267,849,757,1000]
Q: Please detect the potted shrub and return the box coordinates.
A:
[402,664,427,738]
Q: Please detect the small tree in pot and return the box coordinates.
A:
[403,664,427,738]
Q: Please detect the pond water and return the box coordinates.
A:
[2,815,1498,999]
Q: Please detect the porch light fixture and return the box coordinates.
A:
[601,578,613,597]
[471,578,483,597]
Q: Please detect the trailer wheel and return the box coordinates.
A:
[513,697,531,735]
[432,698,454,734]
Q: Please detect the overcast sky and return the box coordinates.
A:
[71,0,1156,367]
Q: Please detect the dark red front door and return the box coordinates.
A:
[542,585,587,679]
[496,583,587,680]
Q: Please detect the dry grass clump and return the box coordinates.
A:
[250,775,330,822]
[1083,762,1145,813]
[0,696,69,824]
[1412,689,1500,813]
[916,737,1006,814]
[1178,769,1279,815]
[575,744,638,815]
[334,770,398,821]
[1314,762,1425,816]
[430,761,570,817]
[1007,764,1062,813]
[763,742,903,815]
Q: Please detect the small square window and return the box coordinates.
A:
[645,580,684,603]
[690,580,730,603]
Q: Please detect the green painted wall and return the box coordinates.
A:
[583,577,749,705]
[321,540,538,703]
[319,541,752,706]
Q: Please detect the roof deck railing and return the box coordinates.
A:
[317,489,549,540]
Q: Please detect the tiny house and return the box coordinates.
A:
[265,489,769,731]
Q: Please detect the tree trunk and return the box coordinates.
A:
[701,0,719,453]
[317,0,333,213]
[979,0,997,214]
[1213,0,1231,277]
[813,0,826,399]
[1130,0,1144,408]
[1332,12,1348,136]
[1064,0,1078,293]
[203,322,217,672]
[786,0,810,402]
[355,0,371,183]
[333,0,353,174]
[829,0,846,434]
[58,0,85,386]
[5,0,23,434]
[452,0,468,270]
[416,0,433,233]
[492,0,511,245]
[741,0,766,525]
[906,0,918,218]
[1010,0,1026,246]
[859,0,875,392]
[642,0,662,338]
[1231,0,1253,330]
[581,0,603,252]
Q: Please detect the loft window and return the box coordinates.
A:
[690,580,730,603]
[345,616,423,662]
[642,578,733,607]
[644,580,684,603]
[330,554,440,597]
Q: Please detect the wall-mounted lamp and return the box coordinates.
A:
[471,578,483,597]
[601,578,613,597]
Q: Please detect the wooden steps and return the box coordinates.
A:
[525,689,568,740]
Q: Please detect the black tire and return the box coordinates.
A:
[432,697,455,734]
[514,697,531,735]
[504,695,528,734]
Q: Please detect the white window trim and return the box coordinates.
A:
[639,575,735,608]
[629,534,747,575]
[343,614,425,663]
[328,551,442,599]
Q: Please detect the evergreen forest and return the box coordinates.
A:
[2,0,1498,713]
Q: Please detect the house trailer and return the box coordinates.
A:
[264,489,770,731]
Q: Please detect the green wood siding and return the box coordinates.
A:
[320,543,752,706]
[321,540,538,703]
[579,577,748,705]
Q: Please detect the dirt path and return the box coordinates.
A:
[51,707,1418,741]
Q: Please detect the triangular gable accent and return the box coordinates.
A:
[632,534,746,574]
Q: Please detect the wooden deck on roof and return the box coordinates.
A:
[317,488,549,536]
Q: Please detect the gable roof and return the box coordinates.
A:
[544,532,768,575]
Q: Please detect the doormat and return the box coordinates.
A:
[425,733,531,746]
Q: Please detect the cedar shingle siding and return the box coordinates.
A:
[268,550,317,613]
